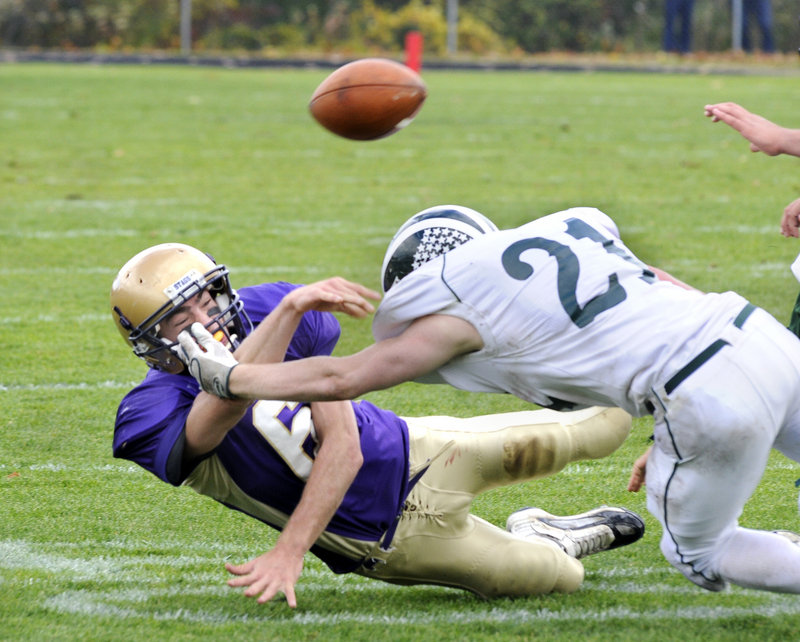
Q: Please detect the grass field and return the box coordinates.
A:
[3,60,800,640]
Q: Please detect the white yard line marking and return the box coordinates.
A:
[3,458,798,475]
[0,381,138,392]
[0,229,141,239]
[0,265,321,277]
[4,539,800,624]
[0,313,110,324]
[42,592,800,625]
[0,463,142,473]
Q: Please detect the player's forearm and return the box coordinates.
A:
[274,407,363,555]
[184,393,252,458]
[233,297,305,366]
[229,319,475,402]
[276,465,360,556]
[779,128,800,157]
[233,278,381,367]
[228,358,368,402]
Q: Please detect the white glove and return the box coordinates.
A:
[177,322,239,399]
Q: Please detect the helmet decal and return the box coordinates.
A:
[381,205,497,293]
[163,269,206,303]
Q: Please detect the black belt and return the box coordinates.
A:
[663,302,756,396]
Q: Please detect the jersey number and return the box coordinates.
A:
[251,400,315,479]
[501,217,654,328]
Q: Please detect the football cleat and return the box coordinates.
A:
[505,506,645,559]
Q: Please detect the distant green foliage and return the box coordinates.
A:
[1,0,798,54]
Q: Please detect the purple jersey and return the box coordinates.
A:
[113,282,410,573]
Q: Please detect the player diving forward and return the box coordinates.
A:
[181,205,800,594]
[110,242,643,607]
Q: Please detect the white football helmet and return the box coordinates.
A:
[110,243,252,373]
[381,205,498,293]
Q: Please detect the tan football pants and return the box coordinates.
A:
[356,406,632,598]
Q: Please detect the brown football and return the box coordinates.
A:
[309,58,427,141]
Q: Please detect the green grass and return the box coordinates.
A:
[2,61,800,640]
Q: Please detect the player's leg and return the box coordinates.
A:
[358,415,644,597]
[754,0,775,52]
[647,314,800,592]
[403,406,631,495]
[646,420,775,591]
[357,486,584,597]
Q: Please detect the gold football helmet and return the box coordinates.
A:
[110,243,251,373]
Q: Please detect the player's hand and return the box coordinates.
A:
[627,446,651,493]
[704,102,785,156]
[176,323,239,399]
[226,548,304,608]
[285,277,381,319]
[781,197,800,238]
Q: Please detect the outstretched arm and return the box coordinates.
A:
[229,313,483,401]
[704,102,800,157]
[182,277,380,459]
[180,313,484,403]
[705,103,800,239]
[233,277,380,365]
[226,400,363,608]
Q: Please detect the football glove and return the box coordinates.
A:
[177,322,239,399]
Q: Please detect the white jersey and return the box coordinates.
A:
[373,207,749,416]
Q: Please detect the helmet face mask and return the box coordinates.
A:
[381,205,498,293]
[111,243,252,373]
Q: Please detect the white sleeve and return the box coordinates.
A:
[372,262,457,341]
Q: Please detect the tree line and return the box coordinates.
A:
[1,0,797,55]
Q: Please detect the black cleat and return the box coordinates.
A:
[506,506,645,559]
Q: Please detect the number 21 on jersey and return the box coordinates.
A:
[501,217,655,328]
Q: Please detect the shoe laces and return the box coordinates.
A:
[569,527,612,558]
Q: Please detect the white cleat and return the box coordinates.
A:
[773,530,800,546]
[506,506,645,559]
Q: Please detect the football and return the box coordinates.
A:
[309,58,427,141]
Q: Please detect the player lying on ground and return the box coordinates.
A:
[110,242,643,608]
[180,205,800,594]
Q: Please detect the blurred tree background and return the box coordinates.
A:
[0,0,797,55]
